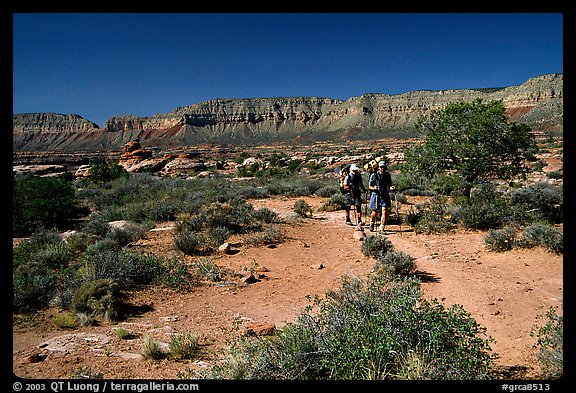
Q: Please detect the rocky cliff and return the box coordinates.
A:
[13,73,563,152]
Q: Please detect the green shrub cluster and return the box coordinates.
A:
[13,174,86,237]
[174,197,282,255]
[485,224,563,254]
[211,275,495,380]
[531,307,563,379]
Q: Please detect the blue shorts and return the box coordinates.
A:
[370,193,389,210]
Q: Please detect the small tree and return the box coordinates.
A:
[87,158,127,184]
[403,99,537,183]
[13,175,84,236]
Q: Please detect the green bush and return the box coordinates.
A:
[211,275,495,380]
[393,172,435,196]
[87,158,128,184]
[293,199,312,218]
[252,207,281,224]
[174,229,211,256]
[374,251,416,276]
[511,183,563,224]
[72,278,124,322]
[410,196,456,234]
[517,224,563,254]
[13,229,76,312]
[81,247,167,286]
[141,335,166,360]
[456,185,510,230]
[242,224,285,247]
[13,262,58,312]
[13,175,84,237]
[484,226,517,252]
[318,193,345,212]
[531,307,563,379]
[431,173,471,197]
[361,235,395,259]
[169,332,199,360]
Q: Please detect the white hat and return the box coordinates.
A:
[350,164,359,171]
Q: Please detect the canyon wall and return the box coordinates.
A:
[13,73,563,152]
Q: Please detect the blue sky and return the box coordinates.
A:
[13,13,563,128]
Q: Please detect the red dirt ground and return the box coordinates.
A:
[12,192,563,380]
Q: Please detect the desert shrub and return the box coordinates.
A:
[80,247,167,286]
[262,175,324,197]
[373,251,416,276]
[121,199,180,222]
[242,224,285,247]
[484,226,517,252]
[211,275,494,380]
[174,229,212,256]
[531,307,563,379]
[361,235,395,259]
[314,185,339,198]
[81,213,111,237]
[511,183,563,224]
[197,200,258,233]
[516,223,563,254]
[208,226,232,247]
[12,229,77,312]
[431,173,472,197]
[192,257,228,282]
[236,185,270,199]
[546,170,563,179]
[106,223,147,247]
[393,172,435,196]
[293,199,312,218]
[456,184,511,230]
[72,278,124,322]
[51,311,80,329]
[411,196,456,234]
[115,326,135,340]
[13,174,84,237]
[13,228,73,269]
[169,332,199,360]
[64,231,102,253]
[252,207,281,224]
[86,158,128,184]
[141,335,166,360]
[318,193,345,212]
[13,262,58,312]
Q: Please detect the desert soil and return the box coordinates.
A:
[12,191,563,381]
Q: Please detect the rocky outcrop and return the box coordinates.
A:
[13,73,563,152]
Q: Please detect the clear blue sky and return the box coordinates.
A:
[13,13,563,128]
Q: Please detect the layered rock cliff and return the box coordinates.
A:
[13,73,563,152]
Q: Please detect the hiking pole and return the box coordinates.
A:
[350,188,356,226]
[395,192,402,235]
[364,190,369,228]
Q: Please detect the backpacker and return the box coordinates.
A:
[339,164,350,194]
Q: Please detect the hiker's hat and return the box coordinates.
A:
[350,164,359,171]
[378,161,387,168]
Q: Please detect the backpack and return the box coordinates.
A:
[363,156,385,174]
[339,164,350,194]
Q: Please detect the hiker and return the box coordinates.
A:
[343,163,366,226]
[339,164,353,224]
[368,161,395,231]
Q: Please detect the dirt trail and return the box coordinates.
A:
[12,195,562,380]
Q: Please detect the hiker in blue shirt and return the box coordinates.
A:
[368,161,395,231]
